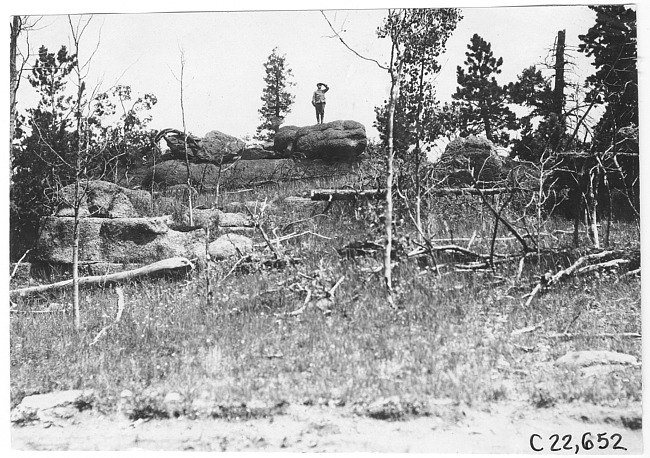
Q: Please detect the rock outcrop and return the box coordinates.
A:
[274,125,300,154]
[436,135,505,185]
[38,181,201,266]
[158,129,245,164]
[201,130,247,160]
[174,208,255,235]
[208,233,254,260]
[145,121,366,190]
[143,158,356,190]
[56,180,152,218]
[36,215,205,264]
[11,390,95,425]
[275,120,367,161]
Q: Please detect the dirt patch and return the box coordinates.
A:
[11,402,642,453]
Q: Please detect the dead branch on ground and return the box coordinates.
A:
[309,187,509,201]
[523,249,639,306]
[10,257,194,297]
[254,230,332,248]
[245,202,280,260]
[90,286,125,346]
[10,249,31,280]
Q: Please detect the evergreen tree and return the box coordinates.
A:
[507,65,564,161]
[11,45,77,257]
[579,5,637,150]
[452,34,516,145]
[10,45,158,258]
[256,47,295,140]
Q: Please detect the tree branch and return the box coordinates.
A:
[320,11,388,71]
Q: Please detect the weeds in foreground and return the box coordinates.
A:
[10,176,641,419]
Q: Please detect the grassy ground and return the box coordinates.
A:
[10,171,641,422]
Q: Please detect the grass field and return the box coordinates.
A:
[10,170,641,423]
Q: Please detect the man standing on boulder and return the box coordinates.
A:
[312,82,329,124]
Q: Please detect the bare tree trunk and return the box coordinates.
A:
[414,56,426,242]
[10,16,20,152]
[573,194,582,248]
[587,166,600,248]
[384,59,402,303]
[70,18,85,331]
[553,30,566,119]
[72,181,81,330]
[179,50,193,225]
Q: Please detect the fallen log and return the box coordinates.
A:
[309,187,509,201]
[523,249,638,306]
[310,189,386,201]
[10,257,194,297]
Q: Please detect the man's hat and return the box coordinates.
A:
[317,82,326,87]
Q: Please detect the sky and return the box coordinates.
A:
[11,1,634,146]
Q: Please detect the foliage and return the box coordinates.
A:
[579,5,637,151]
[10,43,158,260]
[507,66,554,118]
[507,66,565,161]
[93,85,158,183]
[451,34,516,146]
[256,47,296,141]
[10,45,78,258]
[374,8,462,156]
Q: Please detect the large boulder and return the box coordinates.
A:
[159,129,245,164]
[175,208,254,233]
[274,125,300,155]
[36,215,204,264]
[437,135,505,185]
[208,233,254,260]
[275,120,366,161]
[56,180,152,218]
[144,161,223,188]
[11,390,95,425]
[201,130,246,161]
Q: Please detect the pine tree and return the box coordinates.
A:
[452,34,516,145]
[256,47,295,140]
[579,5,637,150]
[507,65,563,161]
[10,45,77,258]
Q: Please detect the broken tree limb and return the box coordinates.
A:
[253,230,332,248]
[471,184,532,253]
[618,268,641,281]
[407,244,507,260]
[547,250,616,286]
[577,259,630,275]
[310,189,386,201]
[523,249,637,306]
[245,204,281,260]
[511,320,546,336]
[309,187,510,201]
[90,286,126,346]
[545,332,641,340]
[10,249,31,280]
[10,257,194,297]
